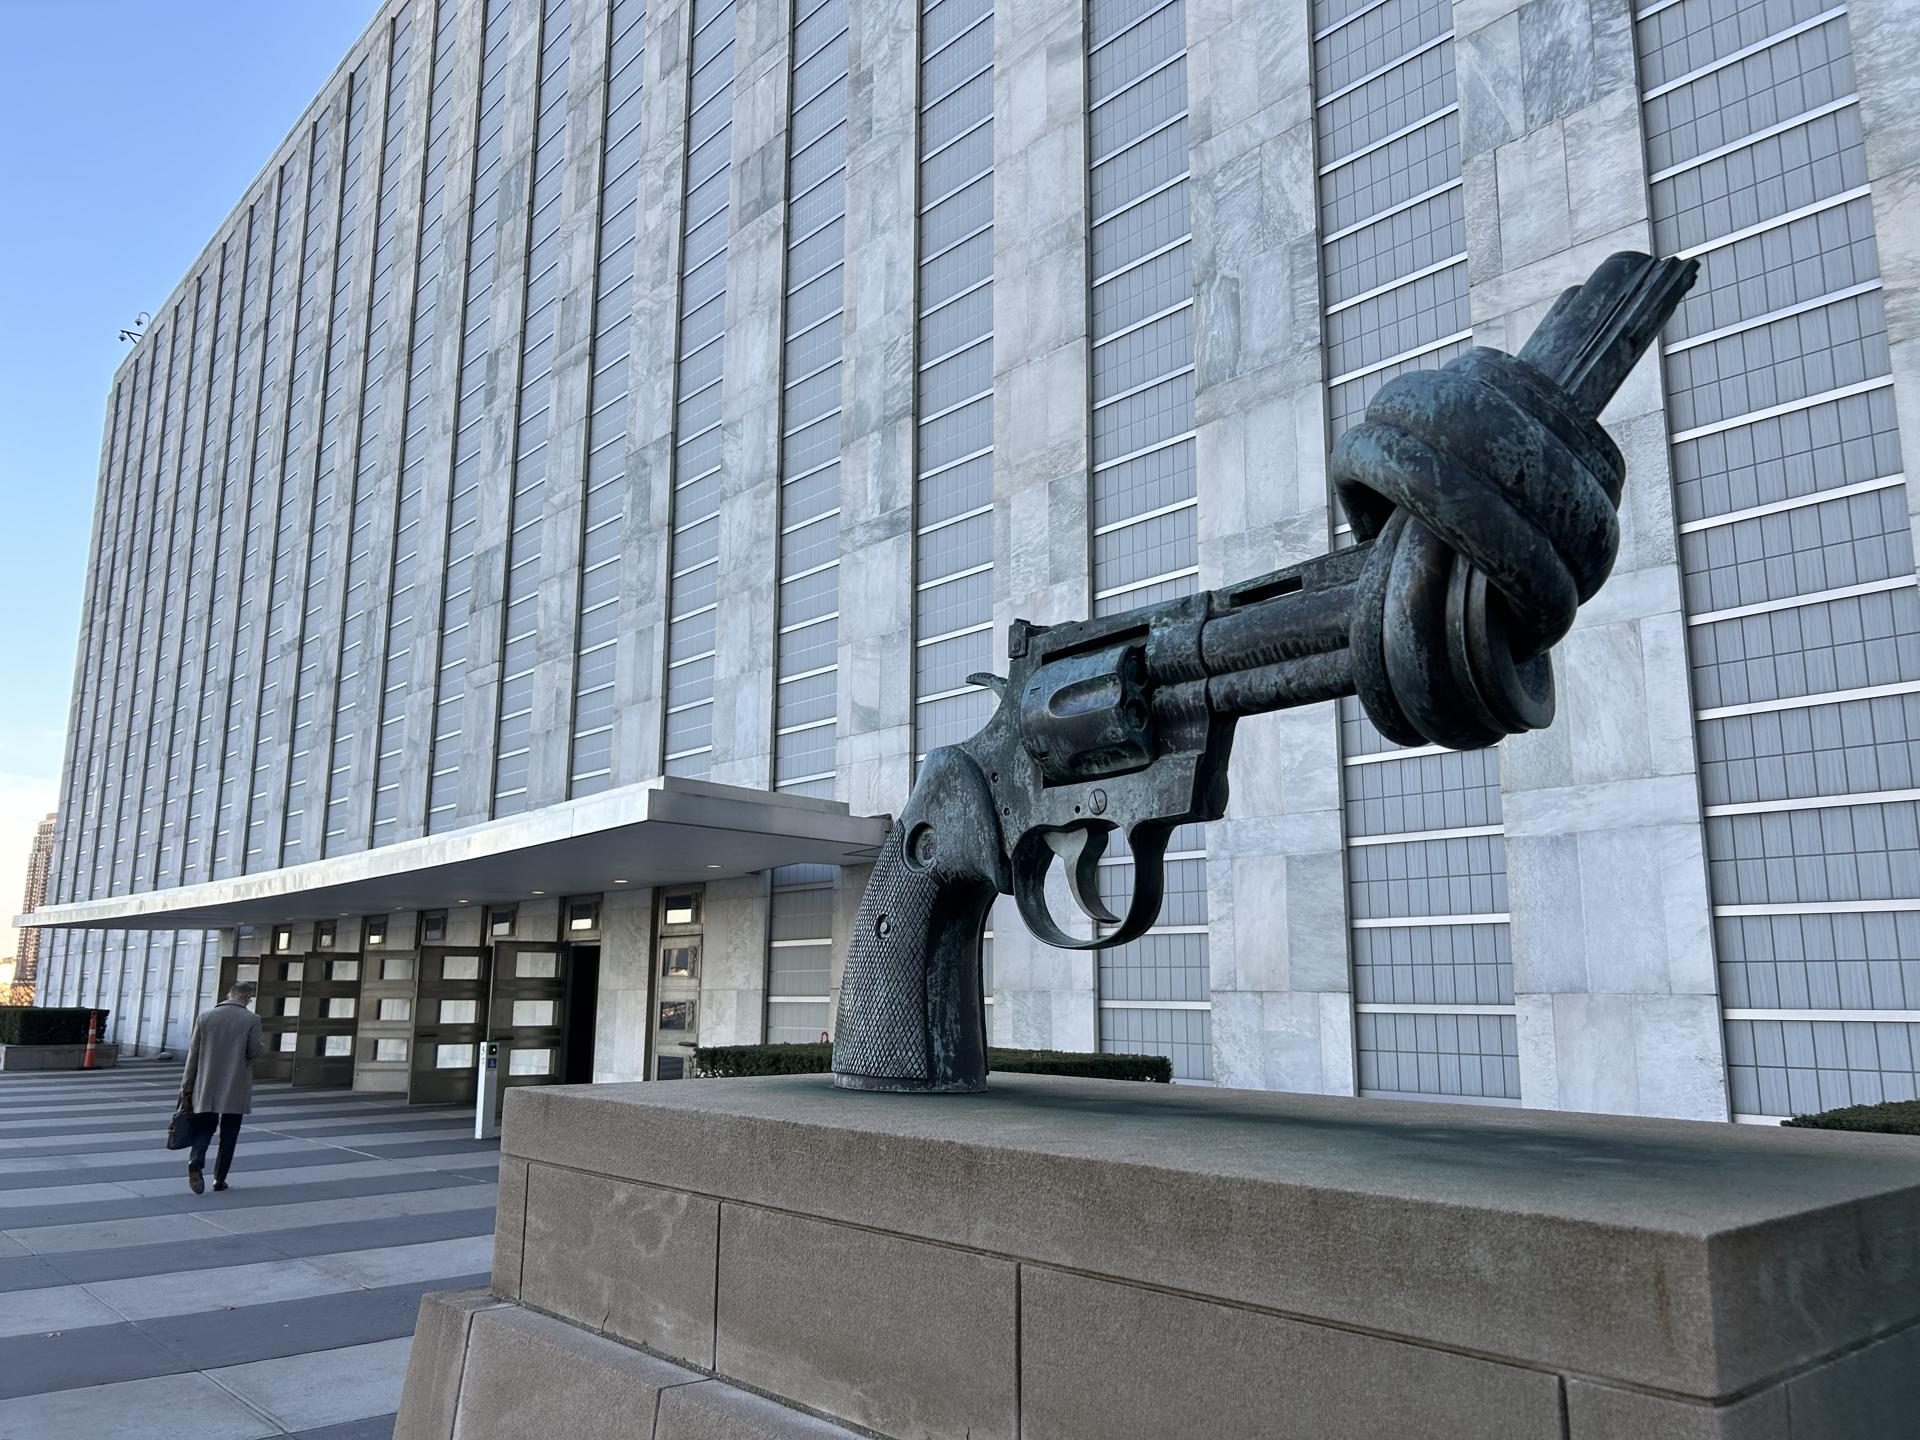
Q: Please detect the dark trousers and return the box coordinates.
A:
[188,1112,244,1180]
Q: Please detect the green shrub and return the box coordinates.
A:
[0,1008,113,1047]
[691,1042,1170,1083]
[1781,1100,1920,1136]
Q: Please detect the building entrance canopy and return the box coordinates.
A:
[18,779,890,933]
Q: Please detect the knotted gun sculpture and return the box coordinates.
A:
[832,251,1697,1092]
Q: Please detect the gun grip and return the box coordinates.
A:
[832,748,1002,1092]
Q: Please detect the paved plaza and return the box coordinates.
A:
[0,1062,498,1438]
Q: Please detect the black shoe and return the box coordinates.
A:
[187,1168,204,1195]
[213,1180,228,1192]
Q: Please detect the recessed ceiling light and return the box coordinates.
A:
[614,879,628,885]
[531,890,544,896]
[707,864,722,869]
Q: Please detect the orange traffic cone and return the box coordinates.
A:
[81,1011,99,1070]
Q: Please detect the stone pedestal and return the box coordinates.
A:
[396,1074,1920,1439]
[0,1043,120,1071]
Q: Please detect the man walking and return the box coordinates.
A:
[177,980,264,1194]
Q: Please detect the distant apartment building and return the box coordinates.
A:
[14,814,53,989]
[17,0,1920,1122]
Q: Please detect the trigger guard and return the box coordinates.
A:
[1010,829,1169,952]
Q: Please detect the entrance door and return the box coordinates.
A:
[255,956,302,1082]
[409,945,491,1104]
[562,944,600,1084]
[292,953,362,1087]
[488,941,567,1090]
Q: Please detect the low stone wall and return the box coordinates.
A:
[0,1043,120,1071]
[396,1073,1920,1439]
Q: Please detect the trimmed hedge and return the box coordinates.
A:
[691,1042,1170,1083]
[1782,1100,1920,1136]
[0,1008,112,1047]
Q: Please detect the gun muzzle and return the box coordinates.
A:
[1192,251,1696,750]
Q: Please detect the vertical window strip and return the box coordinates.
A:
[285,66,373,867]
[662,0,737,778]
[113,307,185,895]
[569,0,645,796]
[216,160,302,878]
[429,0,516,830]
[767,865,836,1042]
[912,0,994,765]
[247,118,335,871]
[494,0,574,815]
[185,207,260,886]
[63,373,132,905]
[773,0,849,798]
[327,10,415,855]
[1310,0,1516,1105]
[1084,0,1211,1083]
[1631,0,1920,1118]
[97,341,160,895]
[135,294,199,891]
[158,246,236,891]
[374,0,464,843]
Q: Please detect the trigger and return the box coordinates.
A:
[1046,828,1118,925]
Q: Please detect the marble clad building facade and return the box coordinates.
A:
[23,0,1920,1120]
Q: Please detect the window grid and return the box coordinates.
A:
[1087,0,1211,1084]
[246,114,336,871]
[774,0,849,799]
[182,213,258,888]
[428,0,516,829]
[1314,0,1510,1103]
[285,64,373,869]
[326,11,415,855]
[216,160,304,879]
[662,0,737,778]
[568,0,646,795]
[494,0,574,815]
[768,868,834,1042]
[1636,0,1920,1115]
[373,0,464,843]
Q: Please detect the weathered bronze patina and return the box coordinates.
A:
[832,251,1698,1093]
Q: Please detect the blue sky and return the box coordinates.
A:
[0,0,383,957]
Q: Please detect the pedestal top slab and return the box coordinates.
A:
[502,1074,1920,1399]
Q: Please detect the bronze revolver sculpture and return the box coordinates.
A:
[832,251,1698,1092]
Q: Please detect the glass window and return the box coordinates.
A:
[567,901,598,932]
[656,1055,686,1080]
[659,999,695,1031]
[440,999,478,1024]
[508,1048,553,1076]
[330,960,360,982]
[663,891,700,927]
[422,911,447,942]
[327,998,356,1020]
[489,907,516,938]
[274,927,292,952]
[236,963,260,983]
[323,1034,352,1057]
[383,955,415,981]
[366,919,388,947]
[661,942,699,978]
[281,999,301,1018]
[436,1043,474,1069]
[277,1032,297,1053]
[443,954,480,980]
[517,951,558,978]
[512,999,556,1027]
[316,922,336,949]
[374,1038,408,1063]
[378,997,412,1021]
[283,961,304,982]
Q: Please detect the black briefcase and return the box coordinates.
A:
[166,1107,196,1151]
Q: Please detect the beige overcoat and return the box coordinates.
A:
[179,1000,264,1115]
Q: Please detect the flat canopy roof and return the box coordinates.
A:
[18,778,891,933]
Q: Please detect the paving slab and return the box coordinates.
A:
[0,1368,279,1440]
[211,1336,415,1432]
